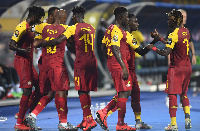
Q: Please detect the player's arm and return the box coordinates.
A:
[111,27,128,80]
[42,34,67,47]
[101,36,108,59]
[66,37,75,54]
[189,41,196,65]
[112,45,128,80]
[147,45,172,57]
[134,39,157,56]
[43,25,75,47]
[9,23,30,53]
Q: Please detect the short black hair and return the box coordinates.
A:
[114,6,127,17]
[27,6,45,18]
[71,6,85,15]
[167,9,183,26]
[128,13,136,18]
[48,7,60,17]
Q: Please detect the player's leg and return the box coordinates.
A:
[14,57,33,130]
[15,88,32,130]
[116,91,136,131]
[25,91,53,130]
[78,90,97,131]
[130,70,152,129]
[181,66,192,129]
[164,94,178,131]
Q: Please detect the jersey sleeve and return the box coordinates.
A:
[62,24,76,39]
[136,30,145,43]
[32,23,48,34]
[110,25,123,47]
[126,31,139,50]
[11,22,27,42]
[166,28,178,49]
[34,33,42,40]
[60,24,68,30]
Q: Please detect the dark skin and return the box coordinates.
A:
[33,9,59,48]
[9,15,43,96]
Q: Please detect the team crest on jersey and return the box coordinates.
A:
[132,38,137,45]
[167,38,172,45]
[14,30,19,37]
[113,35,118,42]
[126,81,131,87]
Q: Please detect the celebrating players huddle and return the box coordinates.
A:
[9,5,192,131]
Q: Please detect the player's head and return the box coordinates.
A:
[114,6,129,27]
[71,6,85,24]
[128,13,138,31]
[56,9,67,24]
[177,9,187,25]
[27,6,45,24]
[167,9,183,28]
[48,7,60,24]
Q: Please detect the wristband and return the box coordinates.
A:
[160,37,163,41]
[152,46,158,52]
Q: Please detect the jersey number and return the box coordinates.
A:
[183,38,189,55]
[79,34,94,52]
[45,37,57,54]
[105,37,113,56]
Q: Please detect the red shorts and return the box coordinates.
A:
[129,69,140,92]
[74,67,98,91]
[165,66,192,94]
[110,70,132,93]
[39,67,70,93]
[14,56,38,88]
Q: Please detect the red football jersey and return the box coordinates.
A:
[39,24,68,69]
[102,24,139,71]
[11,21,34,61]
[63,23,97,69]
[166,27,191,67]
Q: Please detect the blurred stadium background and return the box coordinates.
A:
[0,0,200,131]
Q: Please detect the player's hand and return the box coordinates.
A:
[151,29,163,41]
[147,44,154,50]
[192,55,196,65]
[122,67,129,80]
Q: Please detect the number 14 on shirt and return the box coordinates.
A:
[79,33,94,52]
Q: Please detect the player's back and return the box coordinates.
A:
[41,24,67,69]
[73,23,96,69]
[168,27,191,66]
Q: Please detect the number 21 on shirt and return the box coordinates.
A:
[79,33,94,52]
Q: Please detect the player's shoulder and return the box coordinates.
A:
[16,21,27,30]
[169,28,179,37]
[111,24,122,34]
